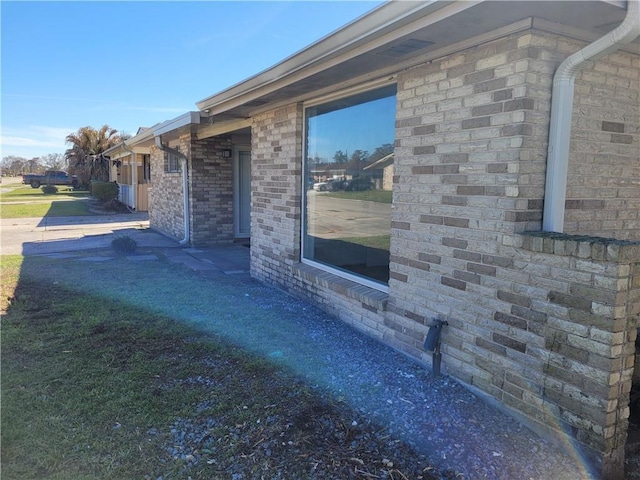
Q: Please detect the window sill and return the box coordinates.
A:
[292,263,388,312]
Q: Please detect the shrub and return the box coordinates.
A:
[103,199,129,212]
[91,181,119,203]
[111,235,137,255]
[41,185,58,194]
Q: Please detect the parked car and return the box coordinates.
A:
[344,177,373,191]
[22,170,79,189]
[313,179,345,192]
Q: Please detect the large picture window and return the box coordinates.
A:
[303,85,396,287]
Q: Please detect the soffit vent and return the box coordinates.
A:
[377,38,435,57]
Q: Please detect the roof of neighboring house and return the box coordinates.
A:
[364,153,394,171]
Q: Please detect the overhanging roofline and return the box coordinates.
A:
[195,0,460,113]
[152,111,205,137]
[195,0,632,118]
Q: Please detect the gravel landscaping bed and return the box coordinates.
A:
[149,266,594,479]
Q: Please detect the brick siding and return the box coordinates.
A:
[149,134,235,245]
[246,27,639,477]
[250,104,304,286]
[189,134,234,245]
[149,142,186,240]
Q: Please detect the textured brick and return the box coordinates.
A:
[493,89,513,101]
[413,124,436,135]
[420,214,443,225]
[493,333,526,353]
[468,262,496,276]
[610,133,632,144]
[462,117,491,129]
[494,311,528,330]
[474,77,507,93]
[413,146,436,155]
[391,221,411,230]
[412,165,434,174]
[497,290,531,308]
[548,291,592,312]
[441,276,466,290]
[443,237,468,249]
[601,121,624,133]
[418,252,442,264]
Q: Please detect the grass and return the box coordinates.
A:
[1,200,90,218]
[1,254,437,480]
[0,184,91,218]
[324,189,393,204]
[0,184,86,200]
[337,235,391,250]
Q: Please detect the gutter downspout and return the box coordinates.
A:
[543,0,640,232]
[154,136,190,246]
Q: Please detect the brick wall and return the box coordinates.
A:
[189,134,234,246]
[390,29,639,476]
[149,143,185,240]
[250,104,304,286]
[149,134,235,245]
[567,48,639,239]
[515,234,639,474]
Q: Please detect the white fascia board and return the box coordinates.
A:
[152,111,204,137]
[195,0,467,113]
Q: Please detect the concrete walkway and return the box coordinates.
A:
[2,213,171,255]
[1,213,251,275]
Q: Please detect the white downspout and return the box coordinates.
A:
[154,136,190,246]
[543,0,640,232]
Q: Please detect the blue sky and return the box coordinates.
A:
[1,1,381,160]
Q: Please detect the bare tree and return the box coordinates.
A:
[1,156,30,176]
[41,153,67,171]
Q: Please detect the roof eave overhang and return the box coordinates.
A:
[195,0,462,114]
[195,0,633,120]
[152,111,205,137]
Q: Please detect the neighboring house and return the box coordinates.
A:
[112,2,639,477]
[104,127,152,211]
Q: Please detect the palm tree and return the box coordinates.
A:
[65,125,125,188]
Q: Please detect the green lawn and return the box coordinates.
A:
[1,200,90,218]
[0,184,85,200]
[0,185,90,218]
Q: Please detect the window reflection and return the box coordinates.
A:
[303,85,396,285]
